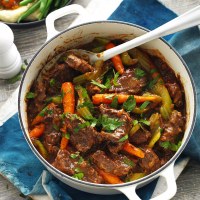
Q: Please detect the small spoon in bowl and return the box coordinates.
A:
[68,5,200,64]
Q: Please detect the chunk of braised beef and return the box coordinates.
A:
[139,148,160,173]
[109,68,147,94]
[160,110,184,143]
[65,54,93,73]
[64,114,101,153]
[53,149,103,183]
[129,128,151,145]
[99,104,132,143]
[165,82,183,107]
[91,150,132,176]
[107,142,127,154]
[152,56,183,107]
[86,82,101,96]
[33,80,47,112]
[43,131,61,157]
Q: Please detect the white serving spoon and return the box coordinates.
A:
[68,5,200,64]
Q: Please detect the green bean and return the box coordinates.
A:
[42,0,53,17]
[19,0,34,6]
[17,0,41,23]
[40,0,47,12]
[60,0,70,7]
[54,0,60,8]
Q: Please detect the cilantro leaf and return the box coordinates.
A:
[118,134,128,142]
[139,119,150,126]
[26,92,36,99]
[91,80,107,89]
[140,101,150,110]
[160,141,182,152]
[132,120,139,126]
[74,121,90,133]
[110,96,118,109]
[72,172,84,180]
[53,124,59,131]
[99,115,124,132]
[113,70,120,86]
[62,133,70,139]
[148,76,160,89]
[124,158,135,167]
[123,95,136,112]
[49,78,56,87]
[135,68,146,79]
[70,152,80,159]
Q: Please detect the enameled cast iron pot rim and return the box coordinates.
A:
[18,20,197,189]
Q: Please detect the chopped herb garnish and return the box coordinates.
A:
[110,96,118,109]
[62,133,70,139]
[124,158,135,167]
[70,152,80,159]
[24,59,28,65]
[140,101,150,110]
[123,95,136,112]
[78,156,84,164]
[148,76,160,89]
[74,121,90,133]
[113,70,120,86]
[118,134,128,142]
[150,69,157,74]
[26,92,36,99]
[39,107,48,116]
[21,63,27,71]
[139,119,150,126]
[105,94,115,100]
[160,141,182,152]
[53,124,59,131]
[75,168,81,173]
[91,80,107,89]
[49,78,56,87]
[135,68,146,79]
[99,115,124,132]
[132,120,139,126]
[72,172,84,180]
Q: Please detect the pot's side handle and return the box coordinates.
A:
[45,4,86,41]
[115,162,176,200]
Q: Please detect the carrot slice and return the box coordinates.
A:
[105,42,124,74]
[123,143,145,158]
[61,82,75,114]
[98,169,124,184]
[60,82,75,149]
[32,103,56,125]
[92,94,162,105]
[29,123,45,138]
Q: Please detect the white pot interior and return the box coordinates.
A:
[18,21,196,195]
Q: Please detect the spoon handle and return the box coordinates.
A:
[103,5,200,61]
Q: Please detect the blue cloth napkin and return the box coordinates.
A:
[0,0,200,199]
